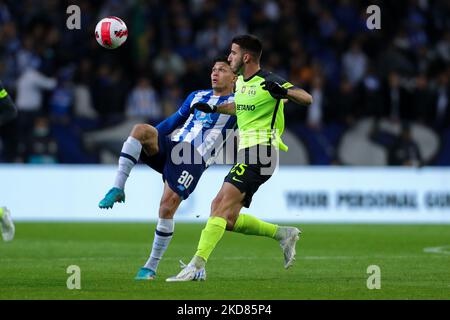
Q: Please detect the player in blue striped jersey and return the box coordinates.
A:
[99,57,236,280]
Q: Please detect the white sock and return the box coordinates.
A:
[113,136,142,190]
[144,218,174,272]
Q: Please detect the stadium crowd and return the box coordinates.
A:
[0,0,449,165]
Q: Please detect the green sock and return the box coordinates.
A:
[194,217,227,262]
[232,214,278,239]
[0,207,4,219]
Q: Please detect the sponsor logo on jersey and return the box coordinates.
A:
[194,111,213,128]
[236,104,256,111]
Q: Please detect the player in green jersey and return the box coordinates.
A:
[167,35,312,281]
[0,81,18,242]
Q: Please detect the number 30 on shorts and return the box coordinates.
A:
[178,170,194,189]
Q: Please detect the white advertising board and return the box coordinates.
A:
[1,165,449,223]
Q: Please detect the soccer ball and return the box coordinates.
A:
[95,16,128,49]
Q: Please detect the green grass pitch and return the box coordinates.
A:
[1,223,449,299]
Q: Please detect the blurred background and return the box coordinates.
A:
[0,0,449,167]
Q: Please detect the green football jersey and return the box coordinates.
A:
[234,69,294,151]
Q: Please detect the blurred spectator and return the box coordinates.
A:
[195,18,221,63]
[16,65,57,113]
[49,67,75,124]
[386,72,408,121]
[436,31,450,63]
[180,58,207,96]
[0,21,20,88]
[360,66,384,118]
[153,46,186,79]
[98,0,131,20]
[432,70,450,131]
[217,9,247,51]
[73,59,98,129]
[307,74,324,129]
[263,0,280,22]
[318,9,337,39]
[342,39,368,87]
[25,116,58,164]
[0,1,11,24]
[266,52,288,80]
[174,17,198,59]
[334,76,359,126]
[16,35,40,75]
[412,74,436,125]
[161,85,184,119]
[15,63,57,159]
[415,46,434,75]
[126,77,162,121]
[92,65,128,123]
[378,42,415,77]
[387,123,423,167]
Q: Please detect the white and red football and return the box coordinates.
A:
[95,16,128,49]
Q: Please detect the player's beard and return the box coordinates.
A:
[233,59,244,75]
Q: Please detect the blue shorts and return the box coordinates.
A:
[139,134,206,200]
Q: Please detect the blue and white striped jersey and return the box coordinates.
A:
[172,90,236,163]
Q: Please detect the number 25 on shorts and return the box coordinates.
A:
[230,163,247,176]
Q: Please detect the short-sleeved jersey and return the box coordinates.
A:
[234,70,294,151]
[172,90,236,163]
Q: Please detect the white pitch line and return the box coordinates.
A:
[423,246,450,255]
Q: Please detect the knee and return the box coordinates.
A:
[131,124,156,143]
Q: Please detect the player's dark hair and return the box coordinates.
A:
[231,34,263,61]
[212,55,230,65]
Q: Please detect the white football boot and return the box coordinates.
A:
[0,207,15,242]
[279,227,301,269]
[166,260,206,282]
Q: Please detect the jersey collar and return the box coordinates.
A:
[243,69,264,82]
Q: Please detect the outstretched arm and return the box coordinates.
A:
[216,102,235,115]
[190,101,236,115]
[286,87,313,106]
[155,111,188,136]
[156,91,198,136]
[262,81,313,106]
